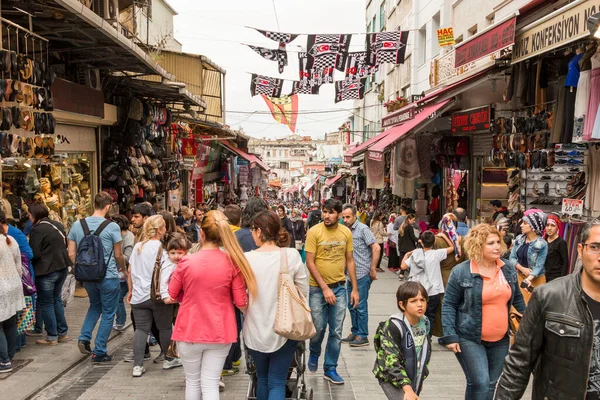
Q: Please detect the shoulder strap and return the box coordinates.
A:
[93,220,112,237]
[280,248,289,274]
[80,218,90,236]
[39,220,67,246]
[155,244,163,264]
[390,317,405,339]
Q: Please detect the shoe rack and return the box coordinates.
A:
[525,143,587,211]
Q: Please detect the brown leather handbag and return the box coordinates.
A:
[150,245,164,303]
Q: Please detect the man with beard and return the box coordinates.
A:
[305,199,359,385]
[495,220,600,399]
[130,203,152,243]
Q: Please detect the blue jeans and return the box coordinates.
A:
[115,281,129,326]
[455,335,510,400]
[347,275,372,338]
[248,339,298,400]
[309,285,347,372]
[35,269,69,341]
[0,315,17,363]
[79,278,120,356]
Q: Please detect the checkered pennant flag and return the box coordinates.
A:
[250,74,283,97]
[246,44,288,73]
[306,34,352,73]
[365,31,409,67]
[291,80,320,95]
[345,51,378,83]
[254,28,298,44]
[334,78,366,103]
[298,52,333,88]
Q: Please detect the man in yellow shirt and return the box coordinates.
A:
[305,198,359,385]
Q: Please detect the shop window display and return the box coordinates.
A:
[0,153,92,231]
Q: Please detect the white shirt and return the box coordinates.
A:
[243,248,309,353]
[387,222,398,244]
[129,240,176,304]
[407,248,447,296]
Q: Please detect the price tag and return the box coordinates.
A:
[561,198,584,215]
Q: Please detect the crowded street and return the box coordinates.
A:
[1,0,600,400]
[3,260,533,400]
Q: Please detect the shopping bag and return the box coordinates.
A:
[62,268,77,307]
[16,296,36,335]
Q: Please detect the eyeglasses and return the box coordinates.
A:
[583,243,600,254]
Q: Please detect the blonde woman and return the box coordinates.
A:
[127,215,177,377]
[440,224,525,400]
[167,210,257,400]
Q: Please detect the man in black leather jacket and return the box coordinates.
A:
[495,220,600,400]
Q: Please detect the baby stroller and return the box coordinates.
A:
[245,341,313,400]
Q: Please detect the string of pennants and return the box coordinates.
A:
[246,28,409,103]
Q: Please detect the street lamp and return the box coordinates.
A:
[589,12,600,39]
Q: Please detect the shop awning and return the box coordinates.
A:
[325,175,343,187]
[368,99,454,161]
[304,182,315,194]
[109,77,207,108]
[343,132,387,162]
[220,141,270,172]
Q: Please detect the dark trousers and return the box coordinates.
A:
[131,300,174,366]
[223,307,242,369]
[131,309,162,355]
[0,315,18,363]
[388,247,400,270]
[455,336,510,400]
[375,243,383,269]
[424,294,440,332]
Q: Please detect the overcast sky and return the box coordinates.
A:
[168,0,365,140]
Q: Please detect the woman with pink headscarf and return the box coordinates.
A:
[544,213,569,282]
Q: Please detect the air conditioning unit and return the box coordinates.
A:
[76,67,102,90]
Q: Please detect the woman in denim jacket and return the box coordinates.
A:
[509,210,548,302]
[439,224,525,400]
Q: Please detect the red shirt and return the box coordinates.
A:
[168,249,248,344]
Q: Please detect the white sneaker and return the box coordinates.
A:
[163,357,183,370]
[219,378,225,391]
[132,365,146,377]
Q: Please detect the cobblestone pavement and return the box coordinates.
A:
[11,259,531,399]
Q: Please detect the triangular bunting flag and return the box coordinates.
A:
[261,94,298,133]
[334,78,366,103]
[365,31,409,67]
[345,51,378,82]
[250,74,283,97]
[306,34,351,73]
[254,28,298,44]
[246,43,288,73]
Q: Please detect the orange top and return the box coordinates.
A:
[472,260,512,342]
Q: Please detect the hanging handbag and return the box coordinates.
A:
[274,248,316,341]
[62,267,76,306]
[150,245,164,303]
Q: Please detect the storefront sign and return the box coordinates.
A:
[437,27,455,47]
[512,0,600,63]
[562,198,584,215]
[451,106,491,133]
[382,107,414,128]
[330,157,343,164]
[455,17,516,68]
[183,157,195,170]
[344,155,353,163]
[368,150,384,162]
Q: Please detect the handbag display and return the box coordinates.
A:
[150,245,164,302]
[274,248,316,341]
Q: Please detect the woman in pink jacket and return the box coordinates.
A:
[167,210,257,400]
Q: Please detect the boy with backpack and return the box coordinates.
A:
[67,192,126,362]
[373,282,431,400]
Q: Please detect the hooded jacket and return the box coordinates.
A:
[373,313,431,394]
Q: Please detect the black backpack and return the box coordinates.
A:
[307,210,322,229]
[74,218,113,283]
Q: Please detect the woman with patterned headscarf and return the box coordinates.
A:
[440,213,462,262]
[510,210,548,302]
[544,213,569,282]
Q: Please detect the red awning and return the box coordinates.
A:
[368,99,454,160]
[325,175,342,187]
[221,141,270,172]
[343,131,388,160]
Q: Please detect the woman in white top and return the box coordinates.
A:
[243,211,309,400]
[127,215,177,377]
[0,223,24,373]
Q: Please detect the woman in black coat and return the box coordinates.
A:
[28,202,71,345]
[289,208,306,250]
[276,204,294,248]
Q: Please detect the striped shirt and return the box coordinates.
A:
[349,220,376,279]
